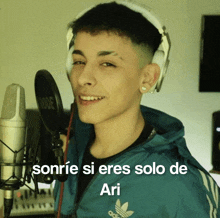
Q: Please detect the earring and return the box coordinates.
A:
[142,87,147,91]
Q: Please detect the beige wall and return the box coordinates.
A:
[1,0,220,209]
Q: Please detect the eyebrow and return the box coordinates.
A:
[72,50,123,60]
[97,51,122,59]
[72,50,84,56]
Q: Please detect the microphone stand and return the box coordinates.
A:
[51,133,68,182]
[0,139,39,218]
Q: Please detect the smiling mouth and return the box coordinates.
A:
[78,95,105,105]
[79,95,105,101]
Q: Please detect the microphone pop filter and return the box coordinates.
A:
[34,70,64,135]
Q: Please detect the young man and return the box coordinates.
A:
[54,1,220,217]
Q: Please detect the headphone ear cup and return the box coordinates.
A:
[148,50,165,93]
[152,50,165,72]
[66,46,74,77]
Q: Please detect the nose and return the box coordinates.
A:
[77,63,97,87]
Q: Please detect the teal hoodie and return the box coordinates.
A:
[54,105,220,217]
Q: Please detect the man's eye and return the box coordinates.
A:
[102,62,116,67]
[73,61,85,65]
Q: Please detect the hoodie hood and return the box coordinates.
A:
[139,106,209,174]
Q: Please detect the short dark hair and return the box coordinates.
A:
[68,2,161,53]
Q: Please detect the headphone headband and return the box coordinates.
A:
[66,0,170,93]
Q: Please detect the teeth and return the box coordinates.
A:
[80,96,104,101]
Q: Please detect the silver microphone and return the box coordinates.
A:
[0,84,26,217]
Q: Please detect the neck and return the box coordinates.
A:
[90,106,145,158]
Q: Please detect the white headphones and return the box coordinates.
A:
[66,0,170,93]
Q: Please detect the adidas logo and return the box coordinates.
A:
[108,199,134,218]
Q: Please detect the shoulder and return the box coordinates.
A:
[132,152,220,216]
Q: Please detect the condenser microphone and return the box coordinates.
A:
[0,84,26,218]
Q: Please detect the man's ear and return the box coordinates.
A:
[139,63,160,93]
